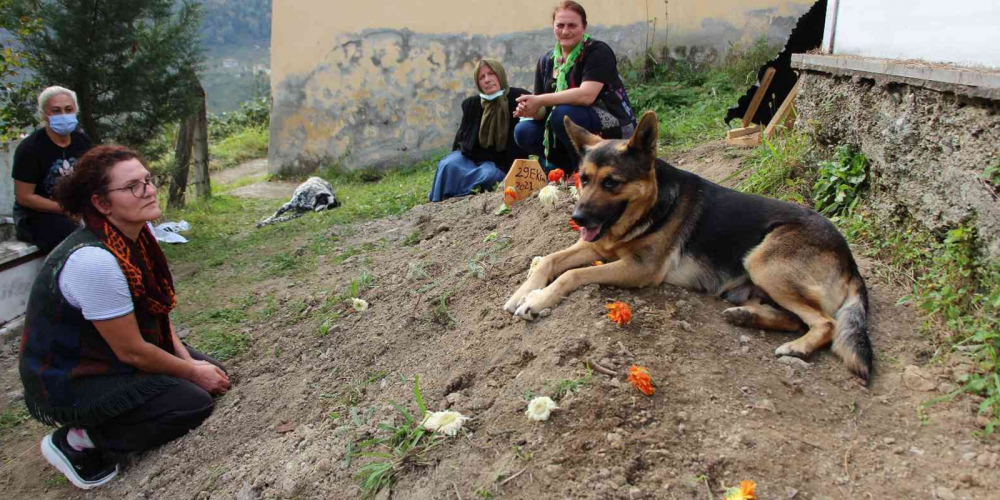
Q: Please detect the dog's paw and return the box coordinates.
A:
[775,342,809,359]
[723,307,755,327]
[513,290,552,321]
[504,292,531,314]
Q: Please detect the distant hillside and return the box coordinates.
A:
[199,0,270,47]
[197,0,272,113]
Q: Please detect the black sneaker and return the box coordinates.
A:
[41,427,118,489]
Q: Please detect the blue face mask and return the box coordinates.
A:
[48,113,78,135]
[479,90,504,101]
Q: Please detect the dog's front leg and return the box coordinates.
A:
[513,257,654,320]
[504,241,601,319]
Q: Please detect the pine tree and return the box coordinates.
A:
[15,0,204,146]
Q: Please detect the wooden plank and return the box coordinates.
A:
[741,67,777,128]
[726,132,761,147]
[764,78,802,138]
[726,125,761,139]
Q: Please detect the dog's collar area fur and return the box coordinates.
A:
[617,164,683,244]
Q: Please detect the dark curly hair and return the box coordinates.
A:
[54,144,145,216]
[553,1,587,27]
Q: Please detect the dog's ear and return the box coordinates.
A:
[626,111,658,156]
[564,114,601,154]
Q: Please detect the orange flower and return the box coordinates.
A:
[724,480,757,500]
[568,219,581,231]
[504,186,518,201]
[627,364,654,396]
[592,260,603,266]
[570,172,580,189]
[548,168,565,183]
[606,301,632,327]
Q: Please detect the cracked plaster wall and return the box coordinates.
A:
[269,0,811,174]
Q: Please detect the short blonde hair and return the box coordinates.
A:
[36,86,79,123]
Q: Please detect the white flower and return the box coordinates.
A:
[421,410,469,436]
[527,256,543,278]
[569,185,580,201]
[525,396,559,421]
[538,185,559,206]
[351,298,369,312]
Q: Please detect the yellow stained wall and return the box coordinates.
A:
[270,0,811,174]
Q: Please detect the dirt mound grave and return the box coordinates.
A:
[1,145,997,499]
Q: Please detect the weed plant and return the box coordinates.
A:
[812,144,868,216]
[355,376,442,498]
[550,365,592,401]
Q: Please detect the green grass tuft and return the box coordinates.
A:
[188,327,249,361]
[210,125,269,172]
[734,131,812,202]
[0,403,31,436]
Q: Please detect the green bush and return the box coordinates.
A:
[208,95,270,141]
[812,144,869,216]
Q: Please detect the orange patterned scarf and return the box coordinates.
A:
[83,211,176,342]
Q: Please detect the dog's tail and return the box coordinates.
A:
[832,258,874,384]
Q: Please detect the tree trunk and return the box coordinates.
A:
[191,80,210,199]
[75,76,101,143]
[168,115,195,209]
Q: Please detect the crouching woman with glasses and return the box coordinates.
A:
[18,145,230,490]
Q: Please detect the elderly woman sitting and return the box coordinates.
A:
[19,145,230,490]
[428,59,530,202]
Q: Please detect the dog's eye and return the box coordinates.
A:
[580,174,590,186]
[602,178,619,190]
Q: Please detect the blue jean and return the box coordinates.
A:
[428,151,506,202]
[513,104,602,173]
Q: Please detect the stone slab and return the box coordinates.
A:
[0,240,40,267]
[0,250,43,324]
[792,54,1000,100]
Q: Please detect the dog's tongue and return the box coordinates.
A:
[580,225,601,242]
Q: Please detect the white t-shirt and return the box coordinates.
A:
[58,246,134,320]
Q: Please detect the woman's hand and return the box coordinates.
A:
[514,94,545,119]
[191,363,230,395]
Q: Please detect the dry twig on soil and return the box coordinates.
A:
[587,357,617,376]
[617,341,635,359]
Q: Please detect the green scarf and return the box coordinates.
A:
[476,59,510,152]
[544,34,591,158]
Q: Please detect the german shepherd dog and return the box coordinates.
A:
[503,111,874,384]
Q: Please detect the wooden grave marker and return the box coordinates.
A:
[502,158,546,206]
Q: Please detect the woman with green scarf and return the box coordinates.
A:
[512,1,636,174]
[429,59,530,202]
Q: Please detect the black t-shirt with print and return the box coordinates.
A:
[533,38,636,136]
[11,127,92,213]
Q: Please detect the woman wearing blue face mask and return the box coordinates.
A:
[11,86,93,252]
[428,59,531,202]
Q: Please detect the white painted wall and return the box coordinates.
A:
[825,0,1000,69]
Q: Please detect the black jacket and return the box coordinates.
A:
[452,88,530,172]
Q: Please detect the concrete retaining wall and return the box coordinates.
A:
[794,56,1000,258]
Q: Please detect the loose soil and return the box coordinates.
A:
[2,141,998,500]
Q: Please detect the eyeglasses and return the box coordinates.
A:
[105,176,156,198]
